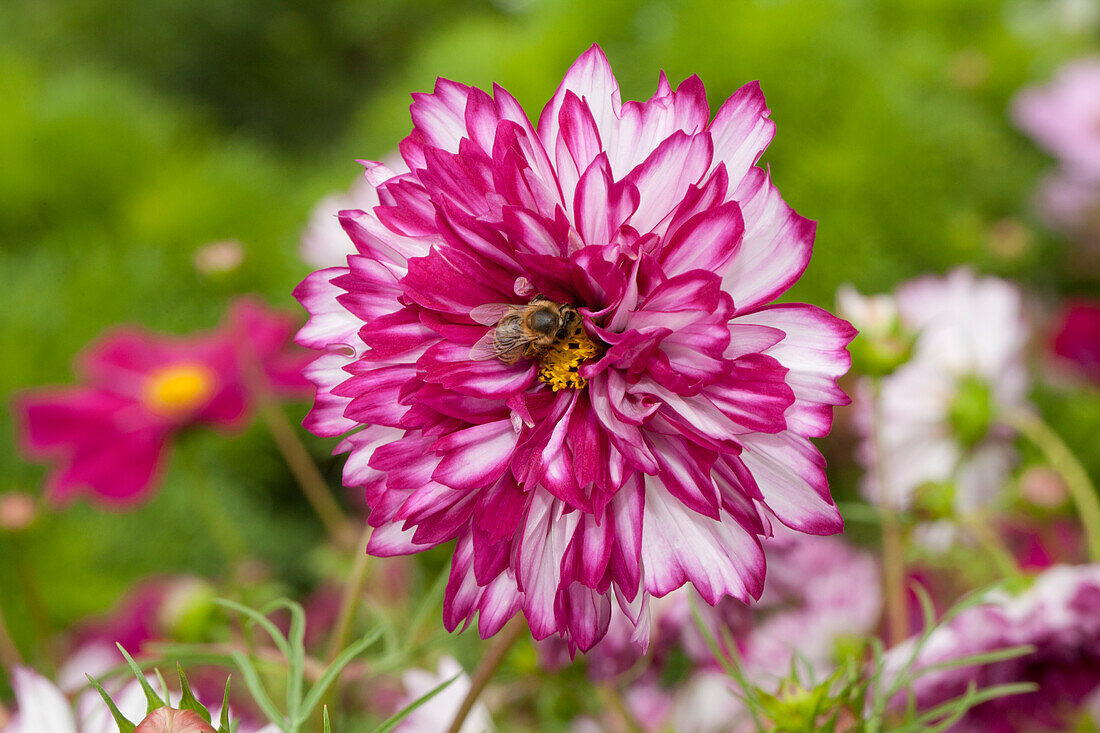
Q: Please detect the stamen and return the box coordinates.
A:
[537,320,599,391]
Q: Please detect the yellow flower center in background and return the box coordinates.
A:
[537,320,599,391]
[143,363,217,415]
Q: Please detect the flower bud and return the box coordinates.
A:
[158,577,218,643]
[133,707,217,733]
[193,239,244,276]
[0,492,36,532]
[947,375,995,448]
[836,285,913,376]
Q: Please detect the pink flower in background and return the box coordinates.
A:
[856,269,1029,513]
[295,45,854,651]
[15,299,310,506]
[1013,57,1100,182]
[884,564,1100,732]
[1035,173,1100,245]
[1052,300,1100,386]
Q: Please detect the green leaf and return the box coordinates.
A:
[86,674,136,733]
[218,676,233,733]
[229,650,286,731]
[177,663,213,723]
[115,643,166,715]
[323,706,332,733]
[913,644,1035,678]
[214,598,292,660]
[257,598,307,725]
[300,625,384,720]
[370,673,460,733]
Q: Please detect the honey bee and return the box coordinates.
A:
[469,296,580,364]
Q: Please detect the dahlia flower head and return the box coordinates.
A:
[855,269,1029,514]
[16,299,310,506]
[1012,57,1100,183]
[883,564,1100,732]
[295,45,855,651]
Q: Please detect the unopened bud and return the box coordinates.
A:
[133,707,216,733]
[836,285,914,376]
[158,577,218,643]
[193,239,245,276]
[1020,466,1067,508]
[0,492,36,532]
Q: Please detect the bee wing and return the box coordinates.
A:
[469,330,503,361]
[469,303,516,326]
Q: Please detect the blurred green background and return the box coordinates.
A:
[1,0,1098,695]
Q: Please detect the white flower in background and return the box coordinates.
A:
[395,657,492,733]
[856,268,1029,514]
[300,156,406,268]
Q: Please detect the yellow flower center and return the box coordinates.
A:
[537,320,600,391]
[143,363,217,415]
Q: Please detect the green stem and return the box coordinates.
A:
[962,516,1023,580]
[869,378,910,645]
[324,522,373,663]
[12,536,53,670]
[257,399,353,550]
[444,616,525,733]
[0,596,24,671]
[597,683,646,733]
[1010,411,1100,562]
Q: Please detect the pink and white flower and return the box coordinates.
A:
[295,45,854,650]
[1013,57,1100,182]
[856,269,1029,513]
[15,299,310,506]
[883,564,1100,732]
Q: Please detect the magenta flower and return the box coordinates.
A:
[1013,57,1100,182]
[1052,300,1100,386]
[295,45,854,651]
[16,299,310,506]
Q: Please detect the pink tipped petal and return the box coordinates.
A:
[658,200,745,279]
[538,45,621,164]
[432,420,519,490]
[641,477,765,605]
[723,167,815,311]
[707,81,776,186]
[733,304,855,437]
[734,431,843,535]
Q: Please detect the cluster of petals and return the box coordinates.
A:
[15,298,311,506]
[1052,299,1100,387]
[295,45,855,651]
[883,564,1100,732]
[855,268,1029,513]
